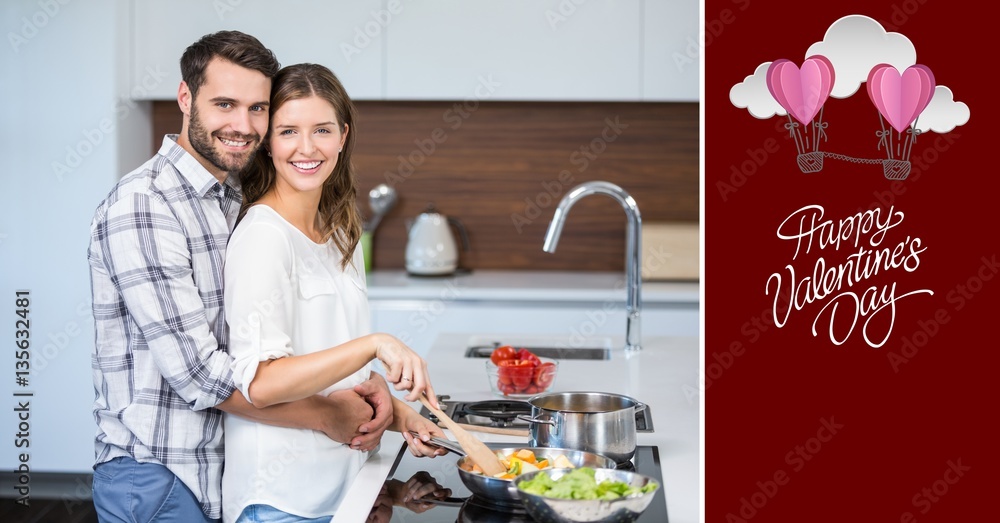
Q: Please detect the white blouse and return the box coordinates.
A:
[222,205,372,523]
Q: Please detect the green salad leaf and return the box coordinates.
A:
[517,467,659,500]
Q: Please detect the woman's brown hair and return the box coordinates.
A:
[238,63,362,270]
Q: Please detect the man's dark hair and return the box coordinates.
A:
[180,30,280,99]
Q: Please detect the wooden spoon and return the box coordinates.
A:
[418,395,506,476]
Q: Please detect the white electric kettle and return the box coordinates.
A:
[405,204,469,276]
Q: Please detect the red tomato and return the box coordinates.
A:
[523,384,539,395]
[496,362,514,385]
[490,345,518,365]
[517,348,542,367]
[499,359,534,390]
[497,381,518,395]
[533,362,556,389]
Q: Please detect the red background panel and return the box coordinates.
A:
[705,1,995,521]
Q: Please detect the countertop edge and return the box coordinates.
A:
[366,270,699,304]
[330,432,406,523]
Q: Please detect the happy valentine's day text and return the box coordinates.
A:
[765,205,932,348]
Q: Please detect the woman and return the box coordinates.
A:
[222,63,446,523]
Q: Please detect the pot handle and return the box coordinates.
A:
[634,402,647,413]
[515,415,555,427]
[411,432,466,456]
[413,495,469,507]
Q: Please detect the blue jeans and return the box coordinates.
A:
[236,504,331,523]
[92,456,216,523]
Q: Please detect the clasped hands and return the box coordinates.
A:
[321,371,446,457]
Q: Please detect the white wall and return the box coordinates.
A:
[0,0,144,473]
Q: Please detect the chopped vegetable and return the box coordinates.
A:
[463,449,576,480]
[517,467,659,500]
[552,454,574,469]
[490,345,518,365]
[489,346,557,395]
[515,449,537,463]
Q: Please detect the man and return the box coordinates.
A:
[88,31,394,522]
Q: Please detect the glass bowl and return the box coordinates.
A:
[486,357,558,399]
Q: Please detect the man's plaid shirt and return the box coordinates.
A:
[88,135,241,519]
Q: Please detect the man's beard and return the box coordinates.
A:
[188,103,261,174]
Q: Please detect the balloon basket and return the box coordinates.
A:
[882,160,911,180]
[796,152,824,173]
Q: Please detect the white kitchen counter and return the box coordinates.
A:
[332,332,701,523]
[367,270,699,304]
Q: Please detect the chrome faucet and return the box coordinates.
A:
[543,181,642,351]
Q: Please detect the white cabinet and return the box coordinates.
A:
[384,0,642,100]
[129,0,384,100]
[643,0,700,101]
[128,1,697,101]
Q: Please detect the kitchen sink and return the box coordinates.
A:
[465,342,610,360]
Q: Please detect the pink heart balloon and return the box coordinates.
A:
[766,56,835,126]
[866,64,936,134]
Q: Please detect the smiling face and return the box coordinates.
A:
[178,57,271,178]
[268,95,348,197]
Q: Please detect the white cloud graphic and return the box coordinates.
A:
[914,86,970,133]
[729,62,786,119]
[729,14,970,134]
[806,15,915,99]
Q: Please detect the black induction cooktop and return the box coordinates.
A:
[365,442,668,523]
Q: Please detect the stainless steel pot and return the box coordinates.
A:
[521,392,646,464]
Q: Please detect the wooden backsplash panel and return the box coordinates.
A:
[152,101,699,271]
